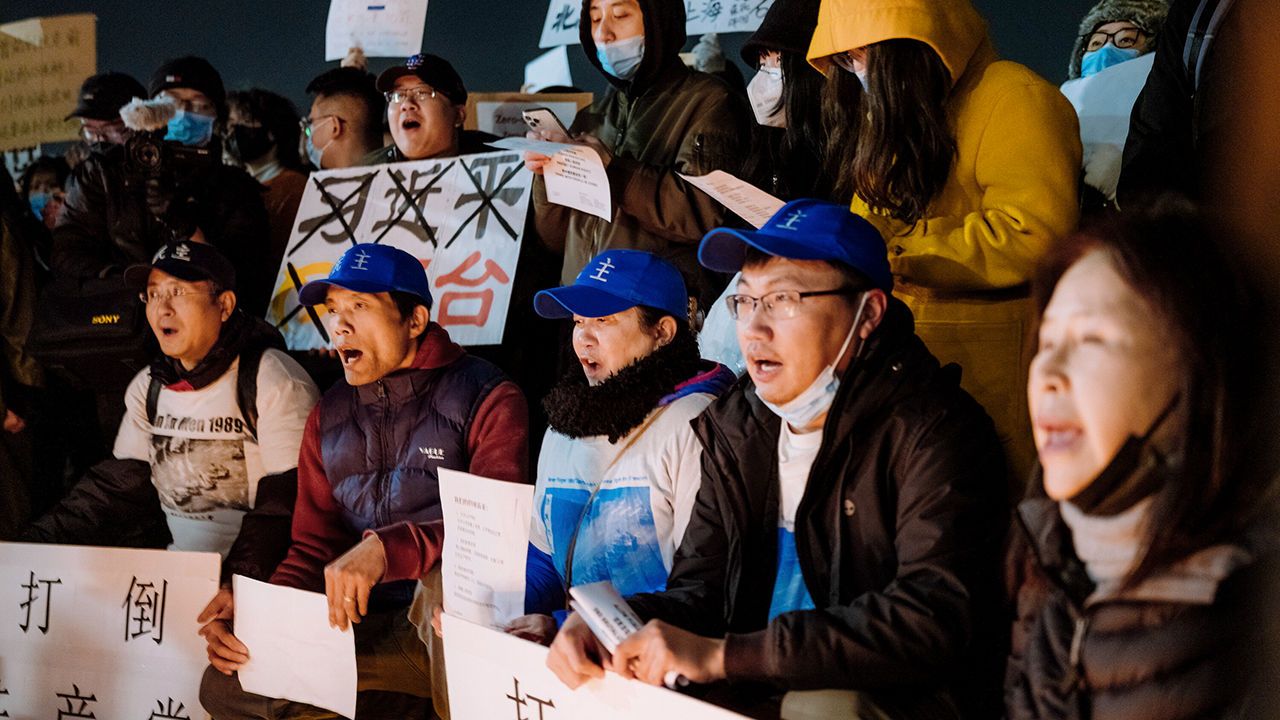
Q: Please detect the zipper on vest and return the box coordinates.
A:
[377,379,391,527]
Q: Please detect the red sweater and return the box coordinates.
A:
[270,324,529,591]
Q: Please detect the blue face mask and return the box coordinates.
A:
[28,191,50,220]
[597,36,645,81]
[164,109,216,147]
[1080,44,1141,78]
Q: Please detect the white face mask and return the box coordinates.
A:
[747,67,786,128]
[760,293,870,430]
[855,69,869,91]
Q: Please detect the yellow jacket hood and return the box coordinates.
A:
[808,0,990,84]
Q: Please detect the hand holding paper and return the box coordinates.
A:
[679,170,785,230]
[492,136,614,222]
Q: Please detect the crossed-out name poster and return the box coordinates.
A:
[0,542,219,720]
[266,151,533,350]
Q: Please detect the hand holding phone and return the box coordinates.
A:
[522,107,571,144]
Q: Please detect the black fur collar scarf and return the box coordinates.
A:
[543,332,702,443]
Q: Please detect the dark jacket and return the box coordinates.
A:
[1118,0,1238,205]
[627,300,1009,715]
[1004,497,1266,720]
[531,0,751,306]
[51,142,273,315]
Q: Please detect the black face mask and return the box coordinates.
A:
[1068,393,1183,516]
[227,125,273,164]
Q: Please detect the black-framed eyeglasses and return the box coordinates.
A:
[725,288,856,321]
[384,86,438,105]
[1083,27,1147,52]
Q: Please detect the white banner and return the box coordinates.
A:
[0,542,219,720]
[266,152,533,350]
[540,0,774,48]
[443,614,749,720]
[324,0,429,61]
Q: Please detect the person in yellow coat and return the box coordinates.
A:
[810,0,1082,488]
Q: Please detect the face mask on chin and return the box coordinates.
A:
[747,67,786,128]
[760,292,871,430]
[597,35,646,80]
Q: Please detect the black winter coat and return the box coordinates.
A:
[627,300,1010,717]
[51,142,273,316]
[1004,498,1264,720]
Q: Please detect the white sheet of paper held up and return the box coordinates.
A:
[490,137,613,222]
[679,170,786,229]
[525,46,574,93]
[439,468,535,628]
[232,575,357,718]
[324,0,429,61]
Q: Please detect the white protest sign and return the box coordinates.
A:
[266,151,533,350]
[325,0,429,61]
[539,0,775,48]
[491,137,612,222]
[525,46,575,92]
[233,575,357,718]
[680,170,785,229]
[0,542,218,719]
[467,91,592,139]
[444,614,750,720]
[439,468,534,628]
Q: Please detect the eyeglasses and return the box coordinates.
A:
[725,288,855,321]
[300,114,340,138]
[385,86,438,105]
[139,287,219,304]
[80,121,125,143]
[1084,27,1147,52]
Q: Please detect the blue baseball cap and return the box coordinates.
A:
[298,243,433,308]
[698,199,893,291]
[534,250,688,320]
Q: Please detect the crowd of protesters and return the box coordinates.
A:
[1,0,1276,718]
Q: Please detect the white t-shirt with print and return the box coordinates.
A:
[769,420,823,620]
[530,392,711,597]
[113,348,319,557]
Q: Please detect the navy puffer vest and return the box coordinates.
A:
[318,354,505,534]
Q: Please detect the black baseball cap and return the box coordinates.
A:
[66,72,148,121]
[124,240,237,292]
[375,53,468,105]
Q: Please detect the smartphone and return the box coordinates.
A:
[521,107,571,143]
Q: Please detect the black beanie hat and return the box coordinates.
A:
[149,56,227,119]
[741,0,822,66]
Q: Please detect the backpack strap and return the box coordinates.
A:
[236,346,265,442]
[1183,0,1236,92]
[145,371,162,428]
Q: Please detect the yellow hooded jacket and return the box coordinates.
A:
[810,0,1082,484]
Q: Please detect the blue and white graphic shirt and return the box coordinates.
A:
[529,392,713,603]
[768,421,823,621]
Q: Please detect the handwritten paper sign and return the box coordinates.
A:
[540,0,774,48]
[491,137,612,222]
[265,151,533,350]
[325,0,429,61]
[466,91,592,139]
[0,542,218,719]
[439,468,534,628]
[0,14,97,151]
[233,576,358,718]
[443,614,750,720]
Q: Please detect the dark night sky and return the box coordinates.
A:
[1,1,1097,114]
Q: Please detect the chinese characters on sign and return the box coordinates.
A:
[55,684,97,719]
[0,14,97,151]
[267,152,534,349]
[148,698,192,720]
[508,677,555,720]
[122,577,168,644]
[539,0,772,47]
[18,571,60,634]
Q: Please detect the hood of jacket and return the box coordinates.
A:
[807,0,991,85]
[580,0,688,95]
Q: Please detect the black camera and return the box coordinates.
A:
[123,130,217,182]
